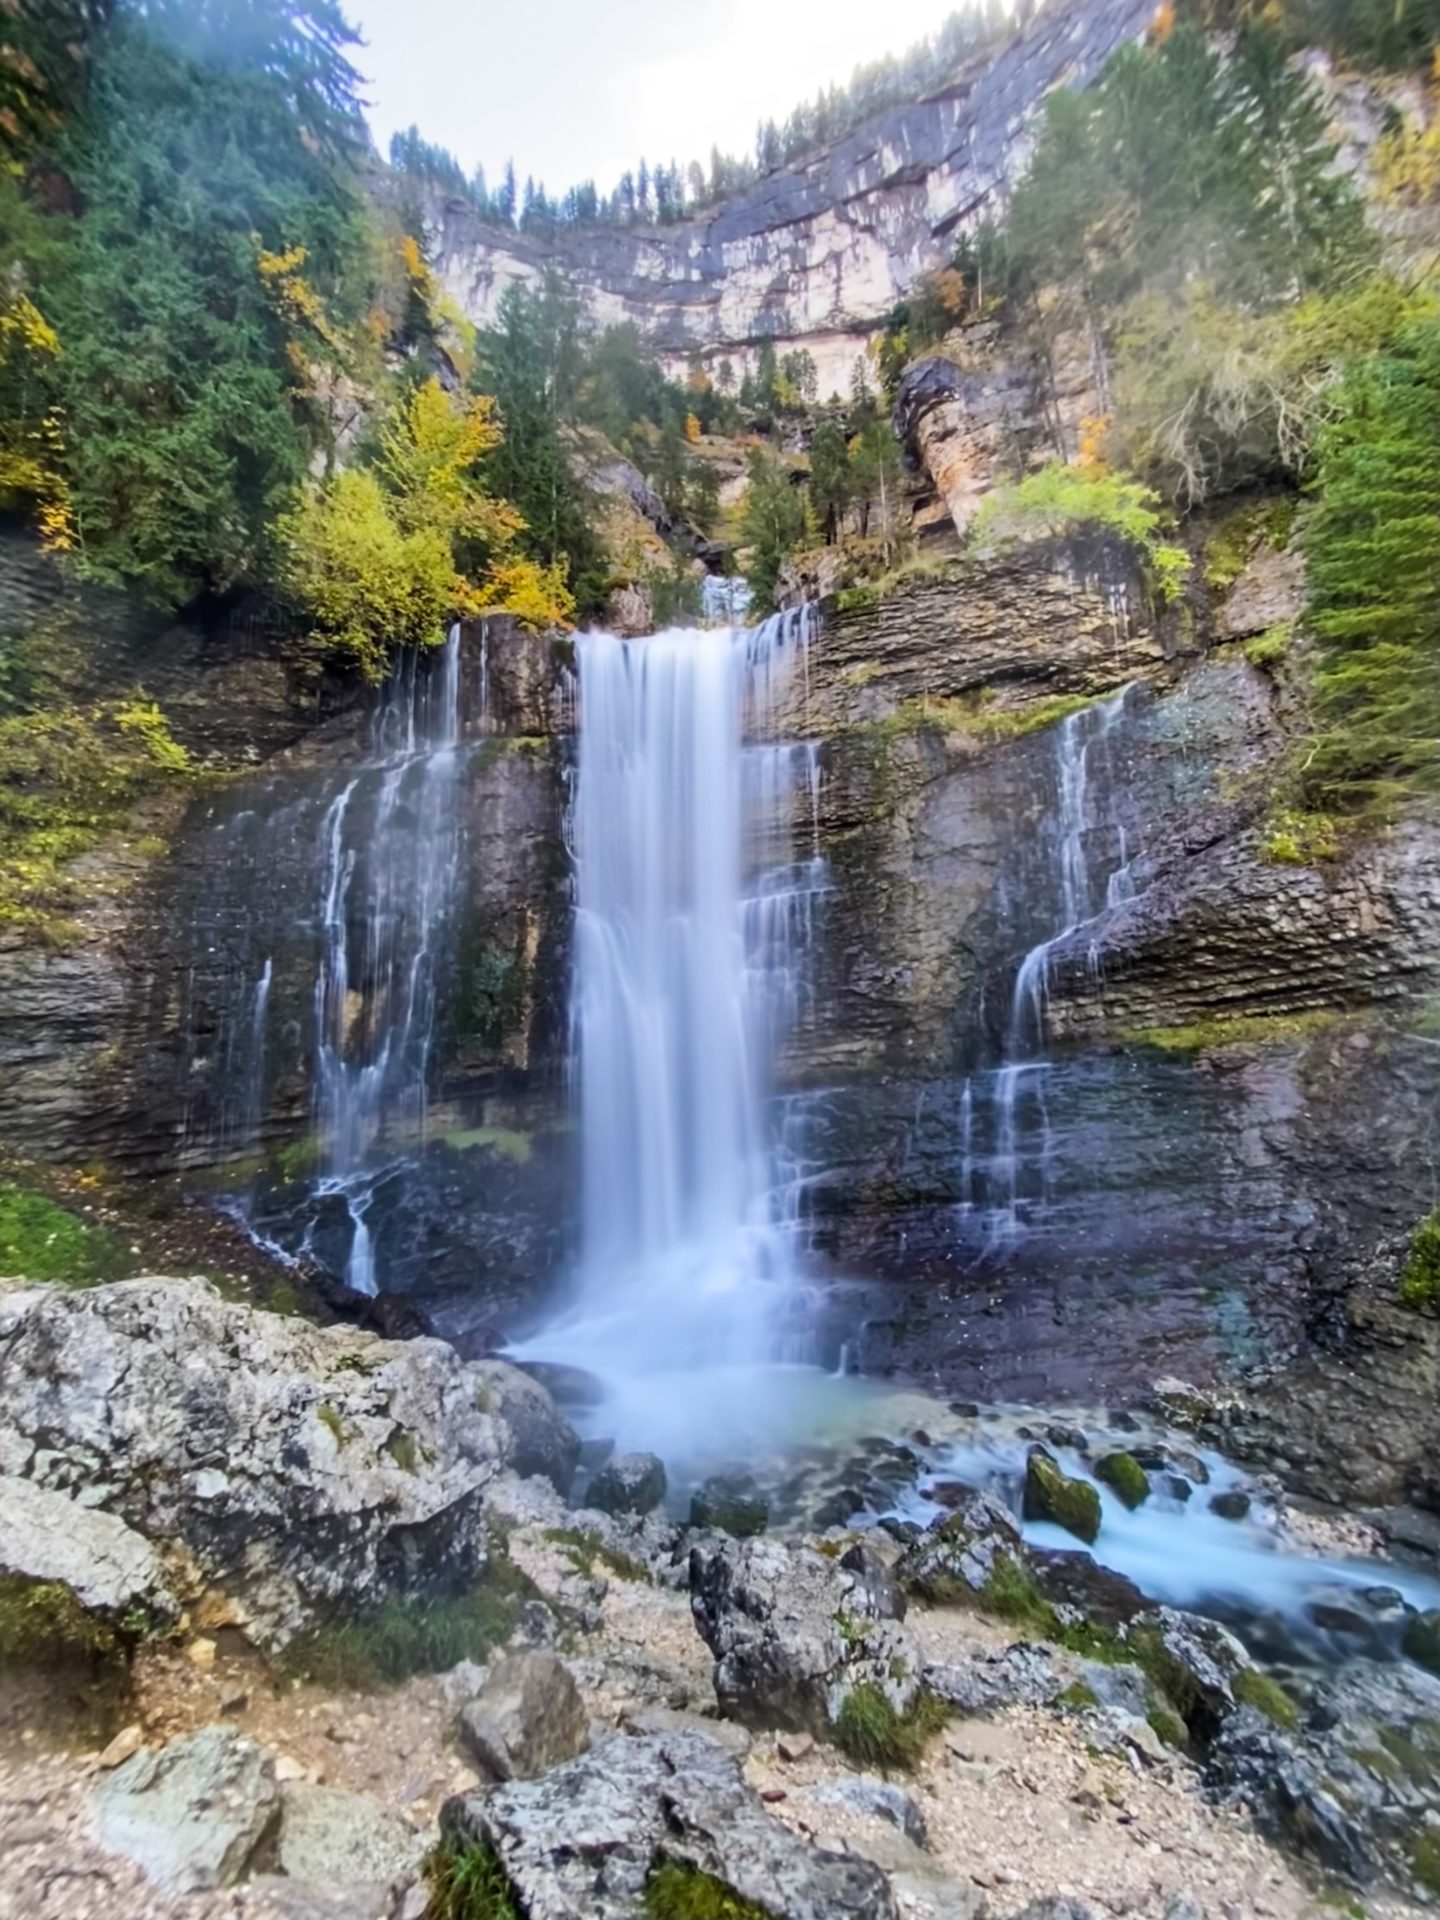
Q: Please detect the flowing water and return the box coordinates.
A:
[515,612,827,1460]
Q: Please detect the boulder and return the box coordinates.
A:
[807,1775,928,1848]
[442,1726,896,1920]
[690,1535,921,1737]
[924,1645,1066,1715]
[587,1451,667,1516]
[0,1474,177,1624]
[839,1540,907,1621]
[1403,1608,1440,1676]
[455,1650,589,1781]
[275,1780,426,1886]
[1028,1549,1146,1627]
[0,1279,522,1644]
[1209,1489,1251,1521]
[468,1360,580,1493]
[1024,1448,1102,1544]
[1123,1607,1252,1741]
[91,1725,278,1893]
[1094,1451,1149,1510]
[895,1490,1023,1602]
[690,1472,770,1537]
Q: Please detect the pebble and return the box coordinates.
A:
[186,1637,217,1672]
[96,1725,144,1770]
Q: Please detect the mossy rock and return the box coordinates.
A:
[690,1473,769,1539]
[1095,1451,1149,1510]
[1404,1609,1440,1677]
[1023,1447,1101,1545]
[645,1862,772,1920]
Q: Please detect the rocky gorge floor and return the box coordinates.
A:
[2,1278,1439,1920]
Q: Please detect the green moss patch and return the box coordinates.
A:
[0,1575,126,1670]
[281,1554,538,1689]
[1401,1214,1440,1312]
[0,1181,132,1284]
[426,1837,521,1920]
[543,1526,647,1583]
[441,1126,534,1165]
[1119,1009,1343,1055]
[645,1862,774,1920]
[1234,1666,1299,1729]
[1095,1451,1149,1510]
[831,1682,949,1771]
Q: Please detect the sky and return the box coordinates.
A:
[344,0,978,201]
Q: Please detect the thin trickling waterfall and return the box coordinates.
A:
[295,624,463,1292]
[984,688,1134,1246]
[527,609,824,1453]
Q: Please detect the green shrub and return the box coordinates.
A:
[970,463,1190,603]
[645,1862,773,1920]
[426,1837,521,1920]
[0,1181,131,1284]
[1244,624,1294,672]
[831,1683,949,1771]
[1401,1211,1440,1311]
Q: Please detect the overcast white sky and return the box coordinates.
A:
[345,0,976,199]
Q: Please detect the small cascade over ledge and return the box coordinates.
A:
[518,608,827,1457]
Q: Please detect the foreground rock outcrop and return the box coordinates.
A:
[0,1278,576,1643]
[442,1725,898,1920]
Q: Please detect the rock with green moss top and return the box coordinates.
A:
[1023,1447,1102,1545]
[895,1488,1023,1601]
[1404,1610,1440,1677]
[441,1725,897,1920]
[588,1451,667,1516]
[690,1473,770,1538]
[1094,1451,1149,1510]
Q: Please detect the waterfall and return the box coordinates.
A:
[986,688,1134,1245]
[303,625,466,1293]
[529,609,824,1455]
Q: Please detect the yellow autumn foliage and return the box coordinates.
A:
[0,290,73,549]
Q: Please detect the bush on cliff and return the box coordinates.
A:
[1401,1210,1440,1312]
[970,464,1190,603]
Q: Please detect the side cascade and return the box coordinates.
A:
[970,688,1138,1250]
[526,608,827,1456]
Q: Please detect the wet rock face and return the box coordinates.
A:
[429,0,1154,383]
[0,1279,564,1644]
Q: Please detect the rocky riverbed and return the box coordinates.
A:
[3,1279,1439,1920]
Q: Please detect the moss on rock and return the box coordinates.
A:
[1095,1451,1150,1510]
[1401,1213,1440,1312]
[831,1682,949,1771]
[644,1862,773,1920]
[1023,1448,1102,1544]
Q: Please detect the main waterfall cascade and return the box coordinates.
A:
[523,609,831,1457]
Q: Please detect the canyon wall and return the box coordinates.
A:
[426,0,1156,388]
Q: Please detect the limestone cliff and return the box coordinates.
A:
[427,0,1156,389]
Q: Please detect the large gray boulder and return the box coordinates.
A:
[442,1726,897,1920]
[690,1535,922,1736]
[0,1279,560,1644]
[587,1451,667,1516]
[0,1473,177,1624]
[470,1360,581,1494]
[456,1650,590,1781]
[275,1779,427,1886]
[91,1725,278,1892]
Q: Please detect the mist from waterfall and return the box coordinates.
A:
[527,610,825,1458]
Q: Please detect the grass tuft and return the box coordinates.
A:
[282,1555,538,1689]
[831,1682,949,1771]
[543,1527,647,1583]
[644,1861,774,1920]
[426,1837,521,1920]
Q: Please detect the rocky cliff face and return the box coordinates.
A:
[428,0,1155,387]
